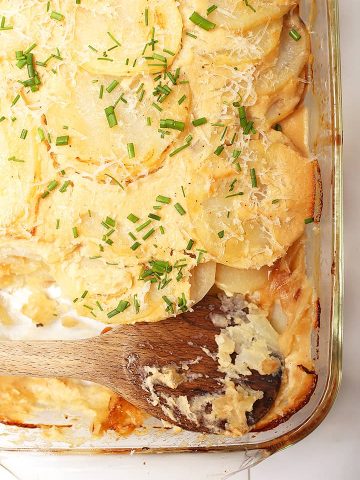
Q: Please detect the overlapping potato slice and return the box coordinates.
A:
[279,105,309,156]
[250,74,305,128]
[216,264,270,294]
[187,135,316,269]
[179,1,283,67]
[0,118,39,236]
[184,0,295,31]
[255,13,310,96]
[43,68,190,181]
[74,0,183,76]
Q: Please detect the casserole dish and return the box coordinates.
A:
[0,0,343,471]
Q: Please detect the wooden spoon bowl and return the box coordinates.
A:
[0,295,282,434]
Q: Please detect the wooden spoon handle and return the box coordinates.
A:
[0,339,100,381]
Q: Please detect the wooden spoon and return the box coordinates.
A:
[0,295,282,434]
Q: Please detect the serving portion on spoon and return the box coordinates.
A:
[0,295,282,435]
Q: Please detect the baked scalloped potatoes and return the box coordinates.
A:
[0,0,319,442]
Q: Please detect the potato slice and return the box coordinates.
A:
[216,264,270,295]
[180,11,283,67]
[255,13,310,96]
[44,68,190,181]
[74,0,183,76]
[186,0,295,31]
[187,138,316,269]
[250,74,305,128]
[190,262,216,303]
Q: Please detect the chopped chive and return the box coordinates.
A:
[107,31,121,47]
[192,117,207,127]
[72,227,79,238]
[147,117,152,126]
[272,199,280,204]
[218,230,225,239]
[56,135,69,146]
[136,220,152,232]
[148,213,161,221]
[169,142,190,157]
[11,94,20,107]
[186,31,198,39]
[142,228,155,240]
[56,219,60,229]
[181,186,186,198]
[8,156,24,163]
[144,8,149,26]
[59,180,71,192]
[96,301,103,311]
[250,168,257,188]
[106,80,119,93]
[174,203,186,215]
[189,11,216,31]
[131,242,141,251]
[153,53,167,63]
[128,232,137,241]
[97,57,114,62]
[127,213,139,223]
[229,179,237,192]
[38,128,45,141]
[88,45,98,52]
[178,95,187,105]
[159,119,185,131]
[0,116,6,123]
[105,105,118,128]
[220,126,228,142]
[304,217,314,224]
[127,142,135,159]
[226,192,244,198]
[105,216,116,227]
[107,300,130,318]
[232,149,241,160]
[243,120,254,135]
[243,0,256,12]
[152,102,163,112]
[273,123,282,131]
[159,226,165,235]
[207,4,218,15]
[289,28,302,41]
[163,48,175,56]
[197,250,205,264]
[81,290,88,299]
[50,11,64,21]
[134,294,140,314]
[47,180,58,191]
[186,239,194,250]
[20,129,28,140]
[156,195,171,204]
[214,145,224,156]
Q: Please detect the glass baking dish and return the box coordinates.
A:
[0,0,343,471]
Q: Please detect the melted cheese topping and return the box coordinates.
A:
[0,0,318,440]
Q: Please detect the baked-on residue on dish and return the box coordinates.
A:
[0,0,319,440]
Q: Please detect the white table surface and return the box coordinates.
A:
[0,2,358,479]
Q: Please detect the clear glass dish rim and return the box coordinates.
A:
[0,0,343,457]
